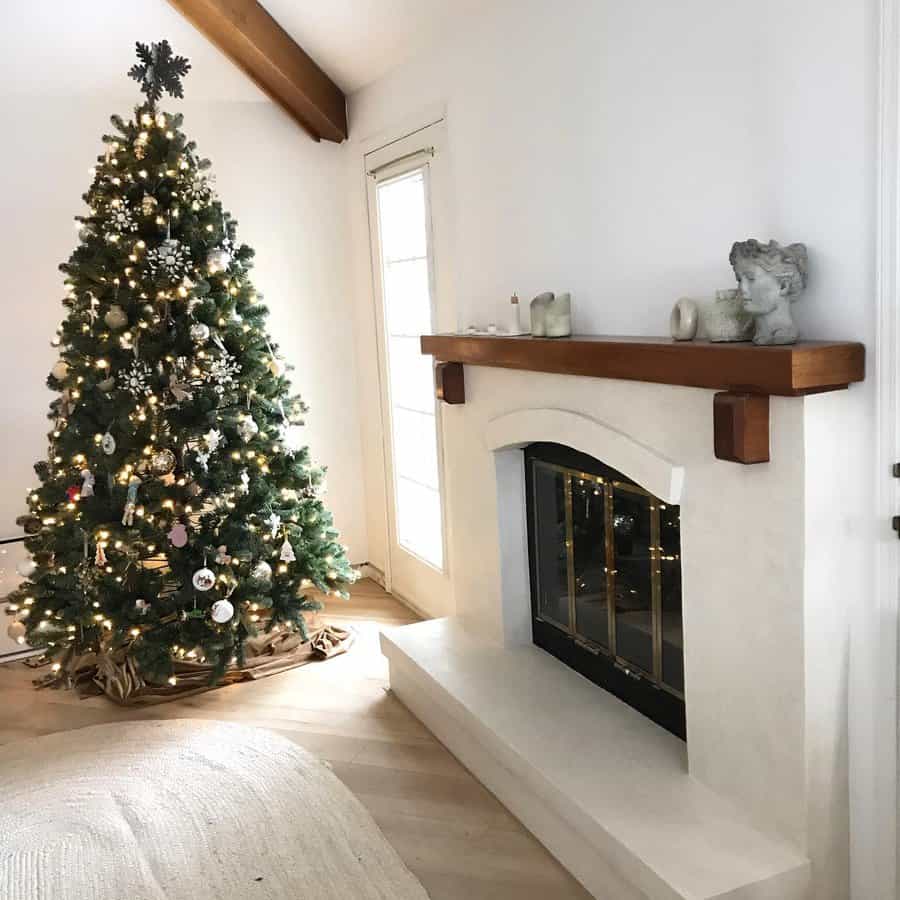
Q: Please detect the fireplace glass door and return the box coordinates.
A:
[525,442,685,739]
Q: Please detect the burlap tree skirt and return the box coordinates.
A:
[32,620,353,704]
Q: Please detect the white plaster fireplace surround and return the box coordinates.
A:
[381,366,851,900]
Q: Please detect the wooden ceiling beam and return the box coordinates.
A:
[168,0,348,142]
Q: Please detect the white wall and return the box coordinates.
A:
[347,0,877,573]
[0,2,367,600]
[346,0,879,896]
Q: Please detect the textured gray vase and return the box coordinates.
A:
[703,290,754,342]
[530,292,572,338]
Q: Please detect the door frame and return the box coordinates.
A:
[861,1,900,895]
[353,110,457,618]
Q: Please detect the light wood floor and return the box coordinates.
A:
[0,579,592,900]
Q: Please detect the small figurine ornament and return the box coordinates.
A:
[122,475,141,526]
[80,468,95,497]
[266,512,282,540]
[94,542,108,567]
[101,431,116,455]
[204,429,224,452]
[237,416,259,444]
[237,469,250,495]
[215,545,232,565]
[729,239,808,345]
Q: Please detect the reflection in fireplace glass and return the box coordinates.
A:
[525,443,685,739]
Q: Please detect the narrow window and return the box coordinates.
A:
[374,168,444,569]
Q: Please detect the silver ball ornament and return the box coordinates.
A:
[251,561,272,582]
[190,322,210,343]
[51,360,69,381]
[7,620,27,644]
[104,304,128,330]
[211,599,235,624]
[192,567,216,592]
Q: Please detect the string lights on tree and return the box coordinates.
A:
[7,40,357,696]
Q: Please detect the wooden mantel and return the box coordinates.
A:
[420,334,865,464]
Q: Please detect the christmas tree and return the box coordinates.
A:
[6,41,357,693]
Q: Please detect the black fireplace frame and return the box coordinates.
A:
[524,442,686,740]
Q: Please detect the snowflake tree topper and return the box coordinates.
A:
[128,41,191,106]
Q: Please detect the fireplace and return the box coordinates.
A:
[525,442,685,738]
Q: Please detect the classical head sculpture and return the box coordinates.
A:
[728,239,808,345]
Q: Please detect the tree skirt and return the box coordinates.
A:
[35,622,354,704]
[0,720,430,900]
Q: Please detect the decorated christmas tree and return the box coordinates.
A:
[6,41,357,696]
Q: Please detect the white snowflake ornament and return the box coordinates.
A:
[185,173,215,207]
[147,239,190,279]
[205,351,240,396]
[107,204,137,234]
[118,360,153,397]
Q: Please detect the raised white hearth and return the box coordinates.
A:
[382,360,858,900]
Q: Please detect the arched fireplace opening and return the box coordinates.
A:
[525,442,685,739]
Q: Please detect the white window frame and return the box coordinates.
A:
[362,120,455,608]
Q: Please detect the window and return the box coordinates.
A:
[374,167,444,569]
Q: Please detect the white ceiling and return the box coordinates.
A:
[1,0,489,102]
[261,0,489,94]
[1,1,264,102]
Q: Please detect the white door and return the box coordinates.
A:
[365,122,452,613]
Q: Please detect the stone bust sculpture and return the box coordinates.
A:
[728,239,808,345]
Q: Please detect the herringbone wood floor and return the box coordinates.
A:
[0,579,592,900]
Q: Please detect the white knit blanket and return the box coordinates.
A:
[0,719,429,899]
